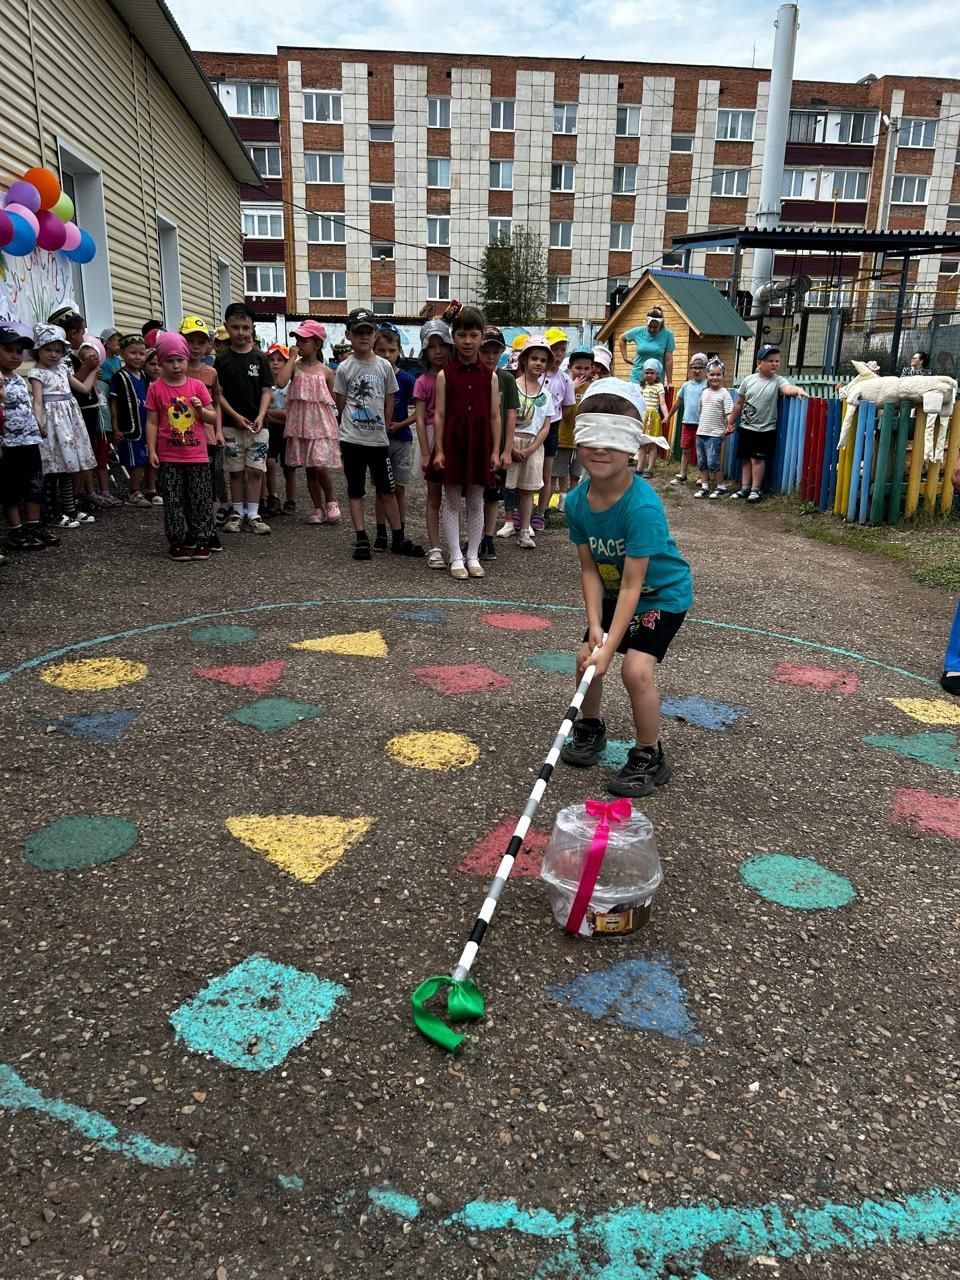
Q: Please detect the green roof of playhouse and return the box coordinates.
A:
[597,270,754,341]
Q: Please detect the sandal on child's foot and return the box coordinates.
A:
[373,531,389,551]
[391,538,425,557]
[352,541,372,560]
[426,547,445,570]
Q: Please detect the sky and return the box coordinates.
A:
[170,0,960,83]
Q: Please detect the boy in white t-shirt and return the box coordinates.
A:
[695,361,734,499]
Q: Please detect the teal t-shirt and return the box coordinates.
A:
[565,474,693,614]
[623,325,676,383]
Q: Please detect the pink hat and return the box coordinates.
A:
[155,331,189,362]
[290,319,327,342]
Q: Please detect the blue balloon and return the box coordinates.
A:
[62,228,96,265]
[4,211,37,256]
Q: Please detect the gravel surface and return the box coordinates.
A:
[0,478,957,1280]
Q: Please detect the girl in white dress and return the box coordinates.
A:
[28,325,99,527]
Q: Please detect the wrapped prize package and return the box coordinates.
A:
[540,799,662,937]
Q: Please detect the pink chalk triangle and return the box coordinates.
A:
[456,816,550,878]
[192,659,288,695]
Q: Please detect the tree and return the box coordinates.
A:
[479,224,548,326]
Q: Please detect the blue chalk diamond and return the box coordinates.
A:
[661,696,746,732]
[169,954,346,1071]
[548,956,704,1043]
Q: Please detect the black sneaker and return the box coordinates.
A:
[941,671,960,696]
[479,535,496,561]
[373,531,389,552]
[169,544,192,562]
[208,533,224,553]
[560,717,607,767]
[353,540,372,561]
[607,743,671,797]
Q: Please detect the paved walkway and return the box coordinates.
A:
[0,485,957,1279]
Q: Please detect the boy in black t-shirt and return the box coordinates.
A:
[214,303,274,534]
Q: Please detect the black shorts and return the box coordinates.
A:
[484,469,508,504]
[584,599,686,664]
[737,426,776,461]
[267,422,286,463]
[543,420,560,458]
[0,444,44,509]
[340,441,395,499]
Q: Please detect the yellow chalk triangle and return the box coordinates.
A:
[291,630,388,658]
[225,814,375,884]
[888,697,960,726]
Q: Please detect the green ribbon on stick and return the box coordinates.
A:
[411,975,485,1052]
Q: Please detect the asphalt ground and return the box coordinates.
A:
[0,473,958,1280]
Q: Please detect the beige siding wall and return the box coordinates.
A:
[1,0,243,331]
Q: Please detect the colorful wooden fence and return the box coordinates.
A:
[716,398,960,524]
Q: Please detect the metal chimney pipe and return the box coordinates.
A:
[750,3,800,317]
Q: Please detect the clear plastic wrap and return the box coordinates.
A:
[539,801,662,937]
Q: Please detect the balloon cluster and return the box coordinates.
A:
[0,167,96,263]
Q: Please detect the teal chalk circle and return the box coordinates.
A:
[740,853,855,911]
[189,624,257,646]
[23,815,138,872]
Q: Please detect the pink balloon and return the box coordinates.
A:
[5,204,39,236]
[0,210,12,248]
[36,210,68,252]
[60,222,81,252]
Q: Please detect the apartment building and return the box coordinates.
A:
[196,46,960,327]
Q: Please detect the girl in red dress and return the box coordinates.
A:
[433,306,501,580]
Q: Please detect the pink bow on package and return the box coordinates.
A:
[564,798,633,934]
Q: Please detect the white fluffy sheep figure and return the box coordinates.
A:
[839,360,958,461]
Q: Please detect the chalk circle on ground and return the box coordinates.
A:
[39,657,149,692]
[386,730,479,771]
[189,624,258,646]
[739,852,855,911]
[481,611,551,632]
[23,814,139,872]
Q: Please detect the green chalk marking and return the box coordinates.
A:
[23,815,138,872]
[740,853,855,911]
[189,624,257,645]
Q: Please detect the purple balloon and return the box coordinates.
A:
[0,210,13,248]
[61,221,81,252]
[62,228,96,265]
[4,204,39,236]
[36,210,68,252]
[4,181,41,214]
[5,212,38,256]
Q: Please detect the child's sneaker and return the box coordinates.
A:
[149,493,164,506]
[708,485,728,500]
[208,533,224,553]
[746,489,763,503]
[670,474,687,486]
[222,510,242,532]
[426,546,445,570]
[607,743,671,797]
[265,493,282,517]
[308,509,326,525]
[191,546,211,560]
[245,514,272,534]
[169,544,192,562]
[495,521,515,538]
[560,717,607,767]
[373,529,389,552]
[479,535,496,560]
[531,513,545,532]
[693,484,709,499]
[732,487,751,499]
[55,514,80,529]
[75,511,96,525]
[517,527,536,549]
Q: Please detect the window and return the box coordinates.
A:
[788,110,826,144]
[244,264,285,295]
[370,185,394,202]
[892,174,928,204]
[427,157,451,188]
[711,168,749,197]
[551,163,575,192]
[308,270,346,299]
[489,160,513,190]
[217,259,232,315]
[900,118,937,149]
[549,220,572,249]
[553,103,577,134]
[224,82,279,118]
[806,288,852,308]
[609,222,633,250]
[716,109,755,141]
[613,164,637,195]
[428,97,451,128]
[488,218,512,245]
[665,195,689,212]
[782,168,816,198]
[670,134,694,152]
[370,243,395,260]
[305,152,344,184]
[157,215,182,328]
[306,213,345,243]
[427,216,450,246]
[491,99,515,131]
[616,105,641,137]
[837,111,878,144]
[948,204,960,220]
[822,169,869,200]
[661,250,684,267]
[427,273,450,300]
[248,146,281,179]
[242,207,283,238]
[548,275,570,305]
[372,300,395,315]
[303,91,342,123]
[57,143,110,328]
[369,123,394,143]
[938,259,959,274]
